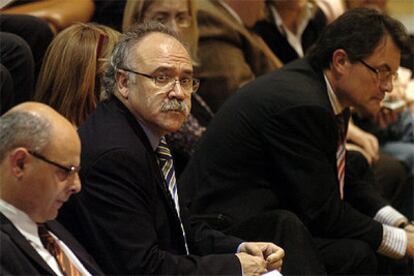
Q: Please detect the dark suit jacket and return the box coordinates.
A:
[0,213,102,275]
[58,97,242,275]
[180,59,386,250]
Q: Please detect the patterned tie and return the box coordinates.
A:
[156,137,189,254]
[37,224,81,276]
[336,112,347,200]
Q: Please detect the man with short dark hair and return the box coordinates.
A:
[57,22,303,275]
[0,102,102,275]
[180,8,414,274]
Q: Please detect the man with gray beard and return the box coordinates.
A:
[56,22,296,275]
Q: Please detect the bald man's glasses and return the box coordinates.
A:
[119,67,200,95]
[28,150,80,179]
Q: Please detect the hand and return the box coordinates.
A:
[236,252,267,276]
[374,108,399,129]
[345,143,374,165]
[346,123,379,164]
[239,242,285,271]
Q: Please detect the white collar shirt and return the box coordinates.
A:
[0,199,91,276]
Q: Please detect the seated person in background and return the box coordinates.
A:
[253,0,327,64]
[0,102,103,275]
[57,22,288,275]
[194,0,283,121]
[34,23,120,126]
[180,8,414,274]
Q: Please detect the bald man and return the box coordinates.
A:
[0,102,102,275]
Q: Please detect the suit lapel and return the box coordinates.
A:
[111,98,186,249]
[0,213,57,275]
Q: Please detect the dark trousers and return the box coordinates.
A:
[0,32,34,109]
[223,210,327,275]
[314,238,377,275]
[0,14,53,79]
[0,63,13,114]
[224,210,377,275]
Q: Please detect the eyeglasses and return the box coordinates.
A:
[119,67,200,94]
[149,14,192,28]
[28,150,80,179]
[358,59,398,83]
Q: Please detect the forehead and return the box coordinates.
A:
[365,34,401,71]
[145,0,189,14]
[133,33,192,71]
[47,124,81,161]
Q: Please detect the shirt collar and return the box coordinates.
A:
[0,198,43,247]
[324,73,344,115]
[216,0,243,26]
[135,119,160,151]
[270,2,315,40]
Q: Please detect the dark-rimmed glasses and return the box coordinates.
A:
[118,67,200,95]
[28,150,80,179]
[358,59,398,83]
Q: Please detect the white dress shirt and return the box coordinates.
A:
[0,199,91,275]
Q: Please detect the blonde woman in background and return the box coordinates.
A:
[123,0,199,63]
[34,23,120,126]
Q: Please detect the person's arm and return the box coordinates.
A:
[2,0,95,32]
[346,121,379,165]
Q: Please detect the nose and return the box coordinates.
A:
[165,19,179,33]
[70,173,82,194]
[169,79,186,99]
[380,78,394,93]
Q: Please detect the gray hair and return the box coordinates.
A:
[0,111,52,162]
[102,21,186,98]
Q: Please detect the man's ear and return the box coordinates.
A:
[116,70,130,99]
[331,49,350,76]
[10,148,29,178]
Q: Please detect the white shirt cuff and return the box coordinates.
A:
[377,225,407,258]
[373,205,407,226]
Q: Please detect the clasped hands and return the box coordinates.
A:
[236,242,285,276]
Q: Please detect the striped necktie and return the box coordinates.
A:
[336,112,347,200]
[37,224,80,276]
[156,137,189,254]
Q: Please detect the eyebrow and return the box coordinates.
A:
[153,66,193,75]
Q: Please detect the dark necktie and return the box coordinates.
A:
[336,112,347,200]
[37,224,81,276]
[156,137,189,254]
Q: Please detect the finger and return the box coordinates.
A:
[267,249,284,260]
[262,243,281,258]
[243,243,264,258]
[267,259,283,272]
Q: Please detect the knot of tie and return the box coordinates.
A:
[156,137,173,162]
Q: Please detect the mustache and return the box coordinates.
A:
[160,98,189,114]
